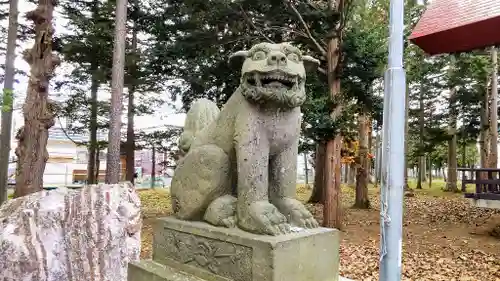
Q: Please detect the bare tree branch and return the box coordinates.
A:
[339,0,356,31]
[259,24,328,60]
[57,116,85,147]
[257,24,309,39]
[283,0,327,57]
[239,5,275,44]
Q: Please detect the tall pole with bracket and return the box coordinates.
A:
[379,0,406,280]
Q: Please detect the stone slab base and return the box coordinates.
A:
[142,216,340,281]
[129,260,352,281]
[129,260,205,281]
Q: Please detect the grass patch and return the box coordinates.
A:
[138,189,172,218]
[406,179,475,198]
[296,183,312,202]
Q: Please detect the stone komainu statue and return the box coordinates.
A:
[171,42,320,236]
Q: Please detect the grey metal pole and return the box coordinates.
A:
[379,0,406,279]
[375,133,382,184]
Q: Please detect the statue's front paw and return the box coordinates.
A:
[273,197,319,229]
[238,201,291,236]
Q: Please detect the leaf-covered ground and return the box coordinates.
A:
[138,182,500,281]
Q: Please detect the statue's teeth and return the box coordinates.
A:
[254,73,262,86]
[257,73,298,84]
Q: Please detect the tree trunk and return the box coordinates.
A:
[323,44,342,226]
[446,86,459,192]
[488,47,498,169]
[423,156,427,181]
[324,0,344,229]
[323,0,345,229]
[14,0,60,198]
[0,0,18,204]
[354,112,370,209]
[150,145,156,189]
[375,133,382,185]
[404,83,410,190]
[367,118,373,184]
[428,156,432,189]
[343,164,348,184]
[340,163,344,183]
[87,71,99,184]
[347,163,356,186]
[416,156,424,189]
[125,85,136,180]
[309,142,326,203]
[446,56,459,192]
[105,0,128,184]
[125,3,138,183]
[480,75,490,175]
[87,146,95,184]
[95,148,100,182]
[324,134,342,228]
[85,0,100,185]
[461,138,466,169]
[416,83,425,189]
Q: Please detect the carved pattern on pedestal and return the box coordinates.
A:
[157,229,252,281]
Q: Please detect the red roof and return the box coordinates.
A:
[409,0,500,55]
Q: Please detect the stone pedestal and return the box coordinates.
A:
[128,216,340,281]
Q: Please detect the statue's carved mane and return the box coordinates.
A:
[238,84,306,109]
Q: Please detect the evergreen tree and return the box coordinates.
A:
[0,0,18,204]
[446,51,490,190]
[0,1,30,84]
[341,3,387,208]
[405,42,448,189]
[58,0,164,183]
[0,1,9,82]
[124,0,167,183]
[59,0,114,184]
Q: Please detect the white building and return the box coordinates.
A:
[6,125,181,187]
[3,122,309,187]
[8,127,110,186]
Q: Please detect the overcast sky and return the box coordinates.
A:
[3,1,187,137]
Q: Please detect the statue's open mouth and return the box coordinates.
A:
[245,71,299,90]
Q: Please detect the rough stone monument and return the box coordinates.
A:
[0,182,142,281]
[129,42,340,281]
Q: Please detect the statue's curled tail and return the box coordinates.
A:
[178,98,220,156]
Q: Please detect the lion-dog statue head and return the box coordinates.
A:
[229,42,320,108]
